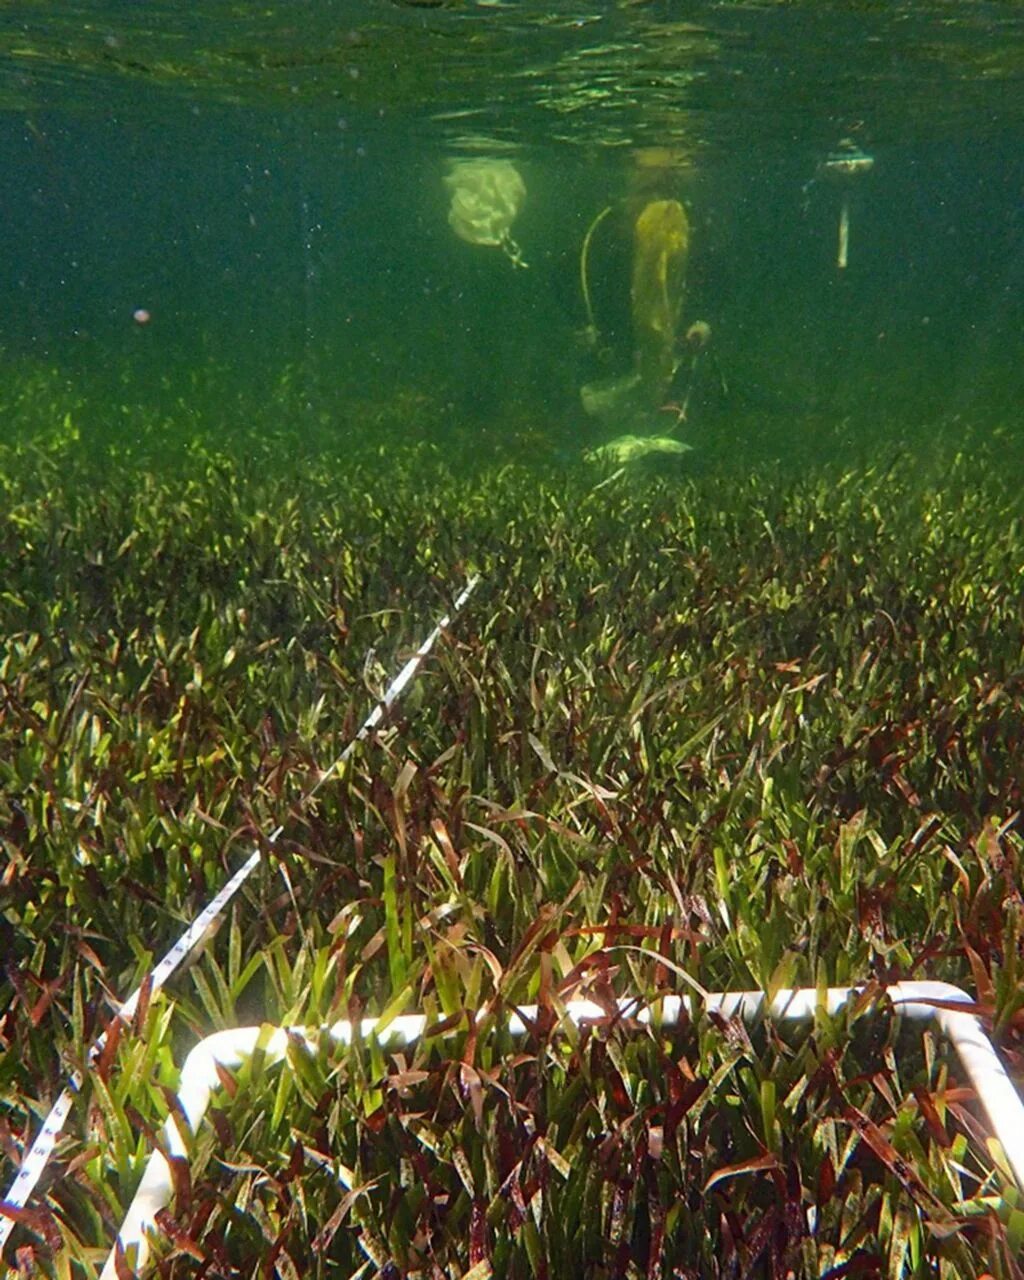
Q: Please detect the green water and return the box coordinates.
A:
[3,0,1024,477]
[5,7,1024,1272]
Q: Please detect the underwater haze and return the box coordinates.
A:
[2,0,1024,471]
[7,5,1024,1276]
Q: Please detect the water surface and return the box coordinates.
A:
[1,0,1023,474]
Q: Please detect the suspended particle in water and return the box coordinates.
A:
[132,308,151,325]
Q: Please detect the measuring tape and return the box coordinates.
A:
[0,575,479,1255]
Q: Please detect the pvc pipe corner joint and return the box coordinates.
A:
[100,980,1024,1278]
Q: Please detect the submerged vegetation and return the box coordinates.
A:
[2,379,1024,1279]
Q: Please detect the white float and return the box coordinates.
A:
[444,157,528,268]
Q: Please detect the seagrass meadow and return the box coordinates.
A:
[2,382,1024,1280]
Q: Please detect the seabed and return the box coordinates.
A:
[2,375,1024,1278]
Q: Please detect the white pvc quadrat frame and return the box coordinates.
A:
[102,980,1024,1278]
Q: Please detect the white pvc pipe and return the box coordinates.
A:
[100,980,1023,1278]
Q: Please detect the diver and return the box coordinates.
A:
[577,177,726,452]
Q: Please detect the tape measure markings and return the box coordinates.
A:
[0,576,479,1252]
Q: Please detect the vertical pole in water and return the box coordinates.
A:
[822,140,873,272]
[837,195,850,270]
